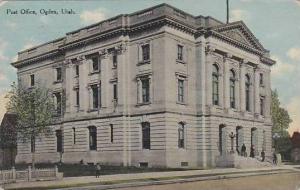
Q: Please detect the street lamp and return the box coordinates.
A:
[229,132,236,154]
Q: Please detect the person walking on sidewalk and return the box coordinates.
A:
[95,163,101,178]
[241,144,247,157]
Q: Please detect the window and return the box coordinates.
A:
[56,67,62,81]
[113,83,118,101]
[56,130,63,153]
[30,136,35,153]
[212,64,219,105]
[75,65,79,76]
[73,127,76,144]
[245,74,251,112]
[178,79,184,103]
[91,84,100,109]
[178,123,185,148]
[88,126,97,150]
[142,44,150,61]
[110,124,114,143]
[259,73,264,86]
[177,45,183,61]
[230,70,236,109]
[141,78,150,103]
[30,74,35,87]
[75,88,80,107]
[92,56,100,72]
[260,96,265,116]
[54,93,62,115]
[113,54,117,68]
[142,122,150,149]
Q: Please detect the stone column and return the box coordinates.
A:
[239,59,246,113]
[205,49,213,107]
[100,49,109,108]
[265,70,271,117]
[64,59,73,114]
[79,56,90,113]
[254,66,260,117]
[223,53,232,111]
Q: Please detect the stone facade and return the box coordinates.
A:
[12,4,275,168]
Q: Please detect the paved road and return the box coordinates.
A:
[110,173,300,190]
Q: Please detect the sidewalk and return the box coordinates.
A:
[3,165,299,190]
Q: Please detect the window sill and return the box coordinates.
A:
[74,75,79,78]
[176,101,187,105]
[88,108,100,112]
[137,60,151,66]
[89,71,100,75]
[53,80,63,84]
[176,59,186,64]
[136,102,151,106]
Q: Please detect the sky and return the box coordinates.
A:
[0,0,299,134]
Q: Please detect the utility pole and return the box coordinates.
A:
[227,0,229,23]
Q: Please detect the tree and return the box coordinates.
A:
[6,83,55,168]
[271,89,293,160]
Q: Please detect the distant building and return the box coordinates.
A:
[0,113,17,168]
[12,4,275,168]
[290,132,300,162]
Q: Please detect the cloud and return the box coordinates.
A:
[5,21,17,30]
[230,9,249,22]
[287,96,300,135]
[0,1,7,7]
[0,92,8,122]
[0,71,7,81]
[287,47,300,61]
[0,38,8,62]
[21,38,39,51]
[271,55,295,78]
[80,8,107,25]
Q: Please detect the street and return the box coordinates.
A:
[110,173,300,190]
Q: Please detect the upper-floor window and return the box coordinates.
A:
[75,88,80,107]
[177,45,183,61]
[178,122,185,148]
[91,84,100,109]
[260,96,265,116]
[142,122,150,149]
[91,56,100,72]
[88,126,97,150]
[141,78,150,103]
[75,65,79,77]
[54,92,62,115]
[142,44,150,61]
[212,64,219,106]
[178,79,184,103]
[113,83,118,102]
[245,74,251,112]
[30,74,35,87]
[56,130,63,153]
[113,54,118,68]
[230,69,236,109]
[259,73,264,86]
[56,67,62,81]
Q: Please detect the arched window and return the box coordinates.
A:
[212,64,219,105]
[178,122,185,148]
[88,126,97,150]
[245,74,251,112]
[229,69,236,109]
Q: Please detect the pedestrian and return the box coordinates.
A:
[261,150,265,162]
[241,144,246,157]
[250,145,255,158]
[95,163,101,178]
